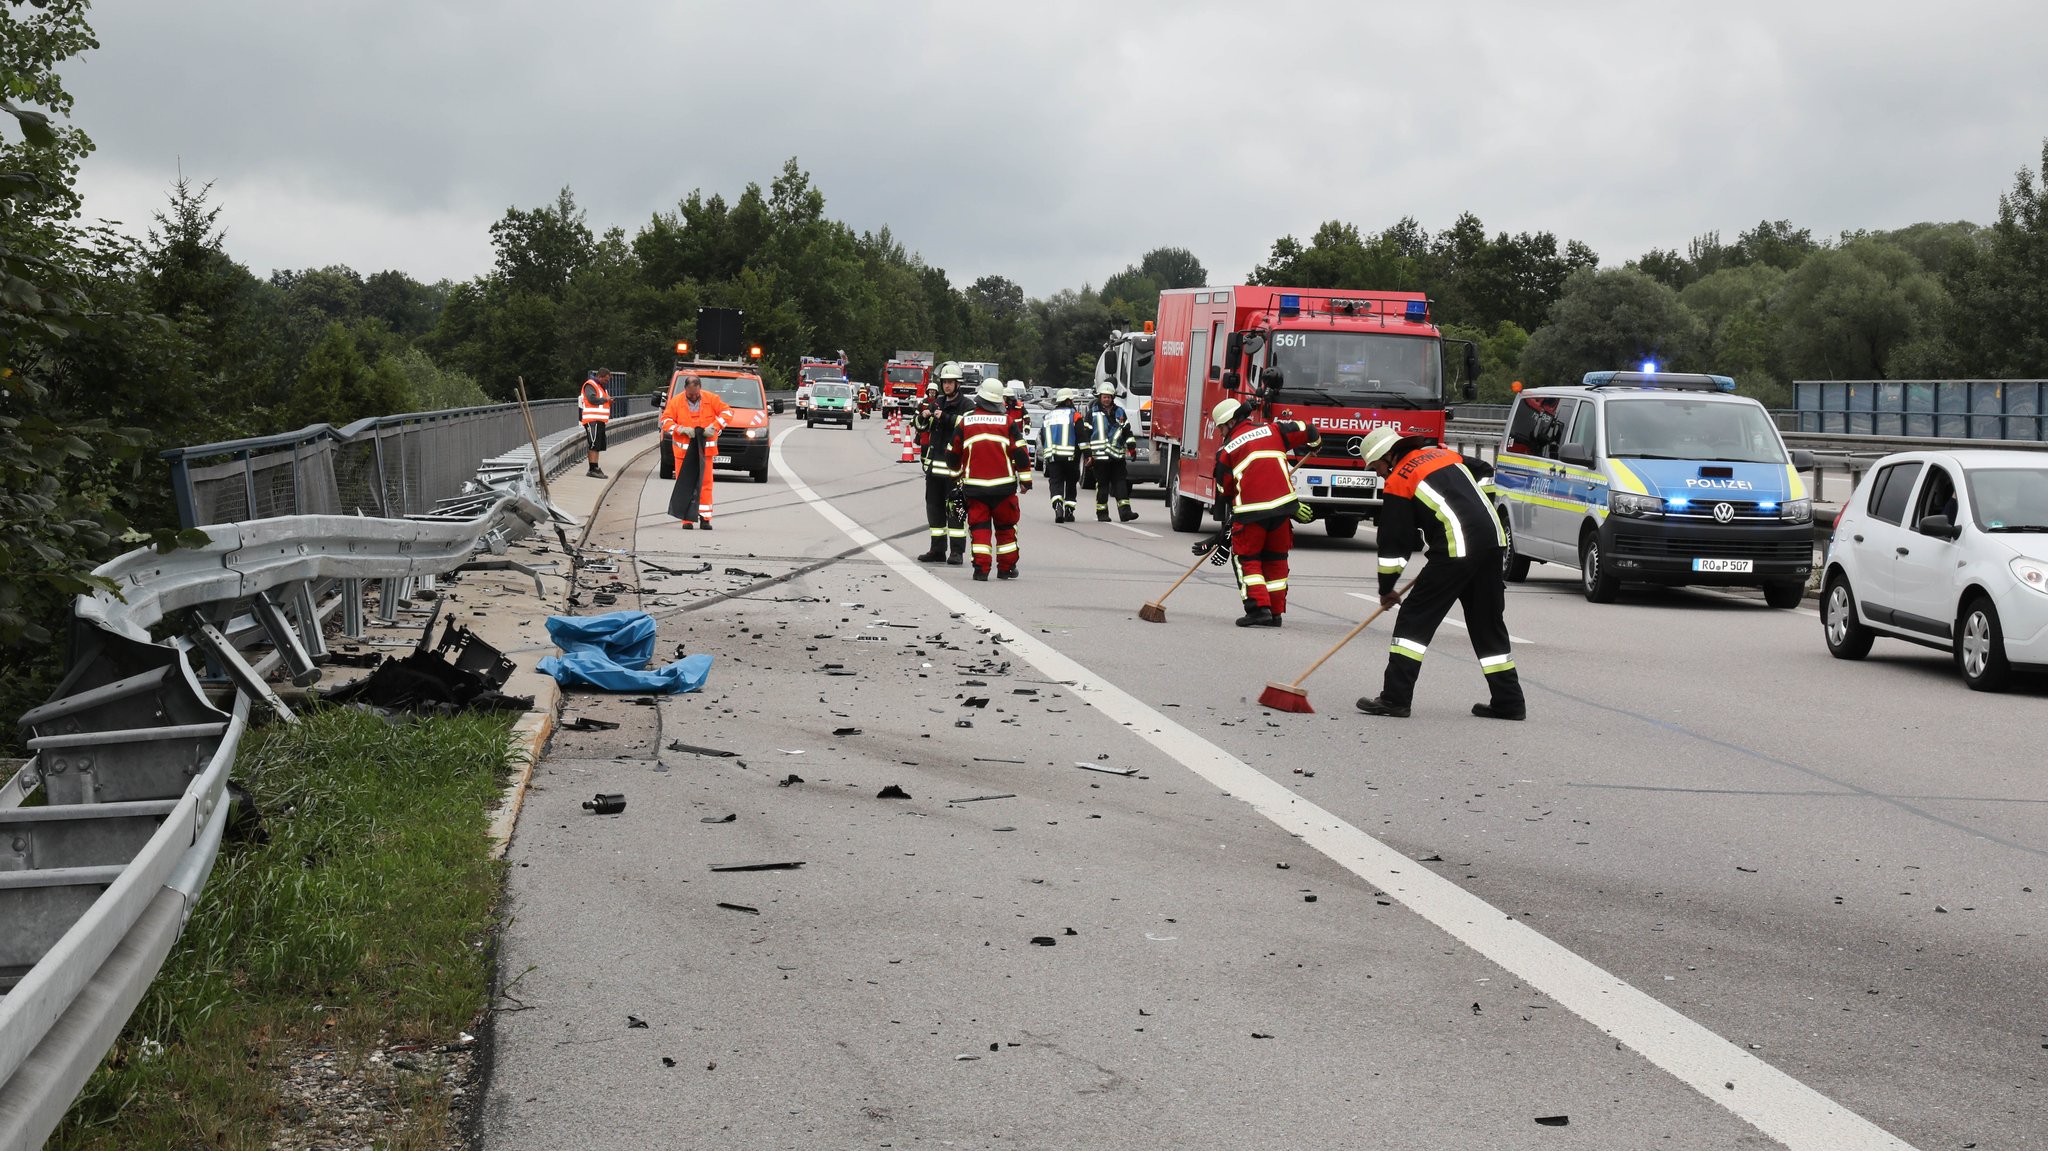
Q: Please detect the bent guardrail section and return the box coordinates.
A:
[0,409,653,1150]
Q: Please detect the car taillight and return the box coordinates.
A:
[1831,504,1847,531]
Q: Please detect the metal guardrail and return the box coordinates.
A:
[0,410,651,1149]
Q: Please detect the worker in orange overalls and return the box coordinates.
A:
[660,374,732,531]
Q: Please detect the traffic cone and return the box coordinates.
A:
[899,438,918,463]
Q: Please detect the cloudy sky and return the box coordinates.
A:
[65,1,2048,297]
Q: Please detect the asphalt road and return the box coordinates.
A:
[483,416,2045,1150]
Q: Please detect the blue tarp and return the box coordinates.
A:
[536,611,713,693]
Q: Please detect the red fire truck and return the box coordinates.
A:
[1150,286,1478,536]
[881,350,934,411]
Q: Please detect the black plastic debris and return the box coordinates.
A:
[777,774,805,787]
[669,740,738,757]
[973,756,1025,764]
[949,794,1015,803]
[1419,853,1445,862]
[833,727,863,736]
[709,860,805,872]
[700,813,736,824]
[725,566,773,579]
[954,719,974,728]
[326,650,382,668]
[1030,936,1056,946]
[826,670,858,677]
[642,560,712,576]
[716,902,760,915]
[324,622,529,715]
[627,1015,649,1029]
[1471,1003,1482,1015]
[1534,1116,1569,1127]
[962,697,989,708]
[1063,927,1077,936]
[583,793,626,815]
[1251,1032,1274,1039]
[1303,894,1318,903]
[564,716,620,732]
[661,1056,677,1067]
[1075,762,1137,777]
[877,785,912,799]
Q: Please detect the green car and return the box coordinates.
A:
[807,380,856,429]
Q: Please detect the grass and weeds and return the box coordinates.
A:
[49,706,518,1151]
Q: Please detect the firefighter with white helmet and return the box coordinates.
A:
[1082,381,1139,522]
[1209,396,1319,627]
[1039,387,1084,522]
[950,378,1033,580]
[914,363,971,563]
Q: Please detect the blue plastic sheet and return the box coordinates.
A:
[536,611,713,694]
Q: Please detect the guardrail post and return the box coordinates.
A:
[241,451,258,522]
[190,622,296,722]
[167,455,199,530]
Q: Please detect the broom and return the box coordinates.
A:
[1257,574,1419,714]
[1138,531,1228,623]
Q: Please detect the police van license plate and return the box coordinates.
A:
[1330,473,1378,489]
[715,454,732,464]
[1692,558,1753,573]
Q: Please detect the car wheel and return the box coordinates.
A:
[1821,574,1874,659]
[1763,580,1806,609]
[806,419,814,429]
[1956,595,2012,691]
[1501,514,1531,583]
[1324,516,1359,539]
[1580,532,1619,603]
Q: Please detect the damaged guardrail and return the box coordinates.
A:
[0,410,650,1150]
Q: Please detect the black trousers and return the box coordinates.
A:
[923,473,966,555]
[1380,553,1524,709]
[1044,457,1079,514]
[1092,457,1131,511]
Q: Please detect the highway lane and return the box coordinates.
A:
[485,416,2042,1150]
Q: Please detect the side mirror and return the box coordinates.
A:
[1222,369,1240,390]
[1463,343,1481,381]
[1788,449,1814,470]
[1225,332,1244,365]
[772,399,785,414]
[1260,368,1283,390]
[1462,380,1478,401]
[1559,443,1595,468]
[1917,513,1961,541]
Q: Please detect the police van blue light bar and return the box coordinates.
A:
[1582,370,1737,393]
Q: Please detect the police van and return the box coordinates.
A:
[1491,371,1816,607]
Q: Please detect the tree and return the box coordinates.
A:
[1517,268,1707,386]
[1943,140,2048,378]
[489,187,593,296]
[1680,264,1789,401]
[1137,246,1205,289]
[1777,239,1945,381]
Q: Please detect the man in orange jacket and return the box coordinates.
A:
[660,375,732,530]
[579,369,612,478]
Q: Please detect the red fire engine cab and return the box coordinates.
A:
[1150,286,1478,536]
[881,350,934,411]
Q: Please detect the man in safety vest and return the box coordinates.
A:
[950,379,1033,580]
[1082,383,1139,522]
[1210,398,1320,627]
[1038,388,1084,522]
[580,369,613,478]
[914,364,972,564]
[1355,426,1525,720]
[659,375,731,531]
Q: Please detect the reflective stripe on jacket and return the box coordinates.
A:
[951,409,1031,498]
[1213,419,1319,523]
[1376,447,1505,593]
[1039,408,1080,459]
[659,391,732,457]
[579,380,612,424]
[916,392,970,478]
[1083,405,1135,459]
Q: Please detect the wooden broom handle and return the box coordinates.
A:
[1155,540,1223,602]
[1288,574,1420,688]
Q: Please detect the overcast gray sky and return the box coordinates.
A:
[66,1,2048,297]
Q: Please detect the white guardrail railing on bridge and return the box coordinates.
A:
[0,407,652,1150]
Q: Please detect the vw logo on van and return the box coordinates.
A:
[1713,502,1736,523]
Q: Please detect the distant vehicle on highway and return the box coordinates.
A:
[807,380,856,429]
[1822,449,2048,690]
[1492,371,1816,607]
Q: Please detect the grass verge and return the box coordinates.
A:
[49,705,517,1151]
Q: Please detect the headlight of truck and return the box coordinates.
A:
[2012,558,2048,595]
[1609,492,1663,518]
[745,428,764,439]
[1781,498,1812,524]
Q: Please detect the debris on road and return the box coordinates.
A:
[725,567,773,579]
[1075,762,1138,777]
[325,622,530,715]
[777,774,804,787]
[563,716,620,732]
[537,611,714,694]
[1534,1115,1569,1127]
[700,813,736,824]
[1030,936,1056,946]
[973,757,1025,764]
[668,740,738,757]
[833,726,862,736]
[877,785,912,799]
[626,1016,649,1029]
[708,860,806,872]
[581,793,625,815]
[716,902,761,915]
[949,794,1015,803]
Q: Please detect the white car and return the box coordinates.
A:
[1822,449,2048,690]
[794,381,814,418]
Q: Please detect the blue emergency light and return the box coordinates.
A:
[1280,294,1301,317]
[1406,300,1429,322]
[1667,497,1691,510]
[1641,360,1658,373]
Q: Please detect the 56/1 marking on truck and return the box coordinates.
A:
[1272,332,1311,347]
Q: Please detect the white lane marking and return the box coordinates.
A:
[1346,591,1535,645]
[771,429,1916,1151]
[1117,523,1161,539]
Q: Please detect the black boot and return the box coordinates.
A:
[1471,702,1526,721]
[947,545,965,566]
[997,567,1018,580]
[972,568,989,581]
[1236,605,1279,628]
[916,542,946,563]
[1097,508,1111,522]
[1119,505,1139,522]
[1355,696,1411,718]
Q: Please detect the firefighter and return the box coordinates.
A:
[1083,382,1139,522]
[914,364,971,564]
[1039,388,1083,522]
[856,383,874,418]
[1210,398,1320,627]
[951,378,1033,580]
[1354,426,1526,720]
[660,374,731,531]
[579,368,613,478]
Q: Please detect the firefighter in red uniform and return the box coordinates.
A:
[1354,426,1525,720]
[950,379,1033,581]
[1209,398,1320,627]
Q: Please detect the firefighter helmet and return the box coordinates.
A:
[1210,398,1242,428]
[937,361,963,381]
[1055,388,1078,404]
[1359,425,1403,464]
[1006,381,1026,401]
[1095,382,1117,396]
[975,379,1007,406]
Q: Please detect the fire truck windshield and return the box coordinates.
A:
[801,365,844,383]
[885,366,924,384]
[1264,332,1441,407]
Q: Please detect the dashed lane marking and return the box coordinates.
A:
[1346,591,1535,645]
[771,428,1917,1151]
[1116,523,1161,538]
